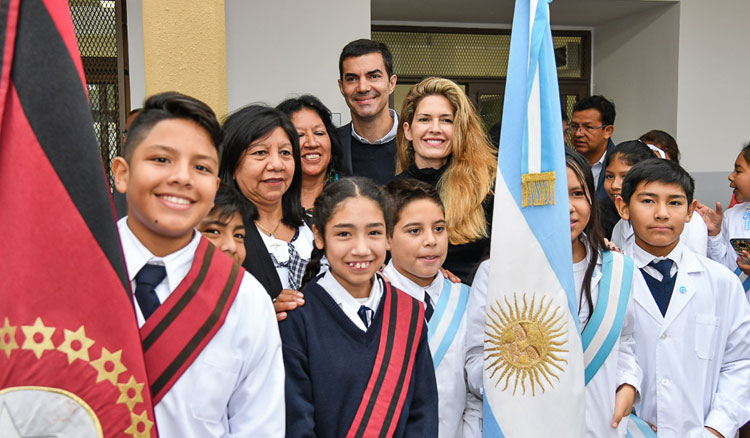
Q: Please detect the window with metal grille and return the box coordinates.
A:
[373,27,590,132]
[69,0,128,187]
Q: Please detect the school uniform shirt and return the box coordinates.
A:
[707,201,750,272]
[573,244,642,438]
[317,270,383,331]
[383,262,470,438]
[118,218,285,437]
[280,271,439,437]
[464,260,491,438]
[630,241,750,438]
[613,213,708,257]
[258,223,314,291]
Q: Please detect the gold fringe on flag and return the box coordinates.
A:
[521,171,556,207]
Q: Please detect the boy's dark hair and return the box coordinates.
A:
[740,141,750,165]
[621,158,695,205]
[207,183,252,224]
[338,39,394,79]
[566,148,606,324]
[572,95,616,126]
[301,177,392,288]
[603,140,655,169]
[384,178,444,237]
[640,130,680,165]
[219,104,306,229]
[276,95,349,178]
[122,92,222,160]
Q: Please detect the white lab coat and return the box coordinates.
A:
[383,262,470,438]
[707,201,750,272]
[631,242,750,438]
[573,246,643,438]
[613,213,708,257]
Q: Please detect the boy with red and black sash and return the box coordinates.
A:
[280,177,438,437]
[112,92,284,437]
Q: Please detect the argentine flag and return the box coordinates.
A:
[482,0,585,436]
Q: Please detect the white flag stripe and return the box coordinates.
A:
[527,70,542,173]
[485,170,585,437]
[583,261,625,369]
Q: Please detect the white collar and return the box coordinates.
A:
[350,109,399,145]
[632,240,684,271]
[117,217,200,293]
[382,260,443,303]
[318,270,383,330]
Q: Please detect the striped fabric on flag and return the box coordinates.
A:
[0,1,156,436]
[482,0,585,437]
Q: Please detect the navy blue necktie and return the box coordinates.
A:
[640,259,675,317]
[424,292,434,322]
[357,305,373,328]
[135,264,166,320]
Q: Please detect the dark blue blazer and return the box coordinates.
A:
[595,138,615,200]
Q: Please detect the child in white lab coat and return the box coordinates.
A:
[615,158,750,438]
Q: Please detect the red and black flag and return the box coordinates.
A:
[0,1,157,437]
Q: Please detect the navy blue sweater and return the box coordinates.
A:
[279,278,439,437]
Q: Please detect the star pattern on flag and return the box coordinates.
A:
[57,326,95,364]
[20,317,55,359]
[117,376,145,411]
[124,410,154,438]
[90,347,127,385]
[0,318,18,358]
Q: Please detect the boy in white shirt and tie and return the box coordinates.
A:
[615,158,750,438]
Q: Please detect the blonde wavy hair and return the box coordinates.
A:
[396,77,497,245]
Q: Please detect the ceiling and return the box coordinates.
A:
[372,0,678,27]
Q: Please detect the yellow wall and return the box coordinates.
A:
[141,0,227,118]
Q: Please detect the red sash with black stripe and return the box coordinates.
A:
[140,237,242,404]
[346,280,425,438]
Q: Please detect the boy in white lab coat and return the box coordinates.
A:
[615,158,750,438]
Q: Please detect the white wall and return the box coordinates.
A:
[225,0,370,124]
[125,0,145,109]
[676,0,750,174]
[593,3,680,143]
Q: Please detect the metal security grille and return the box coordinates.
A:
[69,0,126,185]
[372,30,586,80]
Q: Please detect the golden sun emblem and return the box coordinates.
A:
[484,292,568,396]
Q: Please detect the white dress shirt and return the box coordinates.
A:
[630,241,750,438]
[118,218,285,437]
[258,223,314,290]
[350,109,399,145]
[317,270,383,331]
[613,213,708,257]
[708,201,750,272]
[591,150,608,190]
[383,262,470,438]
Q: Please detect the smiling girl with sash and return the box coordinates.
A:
[566,149,650,438]
[279,177,439,437]
[382,178,472,438]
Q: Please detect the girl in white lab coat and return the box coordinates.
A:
[566,148,643,437]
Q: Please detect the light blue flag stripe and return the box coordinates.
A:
[483,394,505,437]
[427,280,452,344]
[584,254,634,384]
[498,0,576,324]
[432,284,469,369]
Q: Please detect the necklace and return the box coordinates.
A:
[255,220,282,239]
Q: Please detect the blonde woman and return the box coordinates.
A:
[395,77,496,284]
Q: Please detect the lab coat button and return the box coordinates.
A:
[660,333,668,340]
[661,378,669,386]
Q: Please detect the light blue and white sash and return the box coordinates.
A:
[734,267,750,293]
[427,279,469,369]
[581,250,634,384]
[625,413,657,438]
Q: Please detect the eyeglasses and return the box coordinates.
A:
[565,124,610,134]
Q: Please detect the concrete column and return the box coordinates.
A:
[141,0,227,117]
